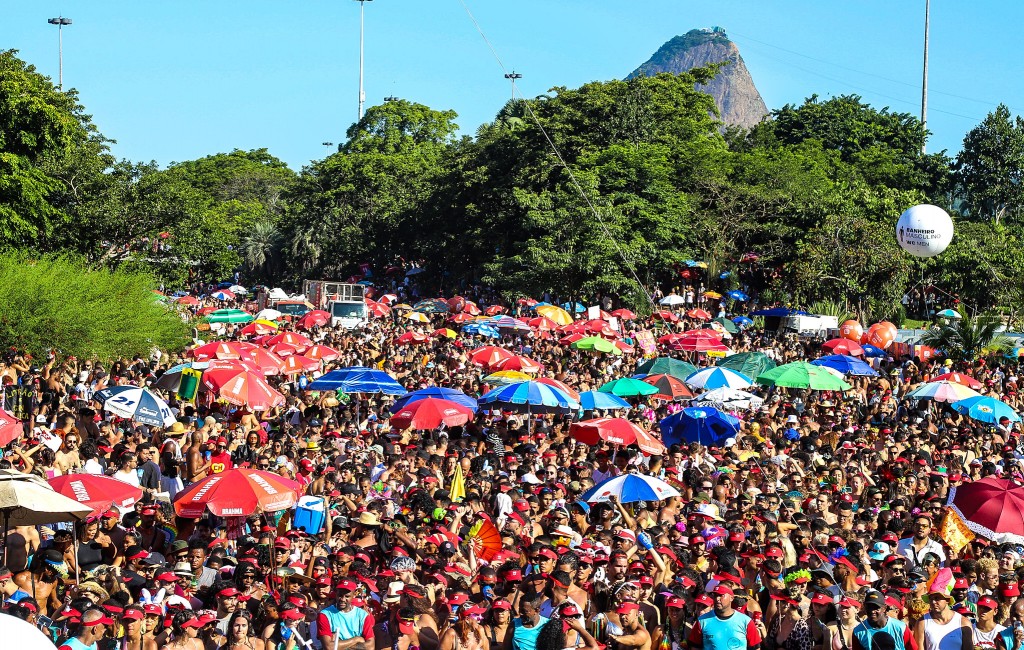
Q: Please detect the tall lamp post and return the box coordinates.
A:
[355,0,373,121]
[921,0,930,153]
[322,142,335,156]
[504,71,522,101]
[47,16,72,91]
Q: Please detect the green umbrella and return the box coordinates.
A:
[205,309,254,324]
[571,336,622,355]
[712,317,738,333]
[755,361,852,391]
[599,377,659,397]
[635,357,698,380]
[716,352,776,378]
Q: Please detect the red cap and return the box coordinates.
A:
[180,617,203,629]
[336,579,358,593]
[954,578,970,590]
[83,616,116,627]
[810,592,833,605]
[695,594,713,607]
[765,546,784,559]
[615,602,640,614]
[280,609,305,621]
[666,596,685,609]
[102,509,119,519]
[217,587,240,598]
[448,593,469,606]
[492,600,512,610]
[503,568,522,581]
[122,608,144,621]
[977,596,999,609]
[711,584,734,596]
[142,604,162,616]
[838,597,861,609]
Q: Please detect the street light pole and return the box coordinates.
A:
[921,0,930,153]
[322,142,335,156]
[47,16,72,91]
[355,0,373,121]
[504,71,522,101]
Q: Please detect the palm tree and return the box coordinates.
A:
[918,310,1011,362]
[240,219,282,278]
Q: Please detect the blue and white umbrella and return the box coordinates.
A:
[727,290,748,301]
[93,386,176,427]
[732,316,754,328]
[951,396,1021,424]
[684,367,753,390]
[308,367,407,395]
[211,290,234,301]
[462,323,501,338]
[561,302,586,314]
[861,344,887,358]
[580,473,681,504]
[478,381,580,414]
[660,407,741,447]
[578,390,631,411]
[811,355,880,377]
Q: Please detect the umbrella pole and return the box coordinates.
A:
[2,510,8,566]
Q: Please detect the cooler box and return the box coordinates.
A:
[293,496,326,534]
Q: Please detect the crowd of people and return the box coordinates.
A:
[0,282,1022,650]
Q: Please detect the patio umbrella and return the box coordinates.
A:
[905,380,981,404]
[391,387,479,413]
[653,310,679,322]
[580,473,680,504]
[569,418,644,447]
[534,377,581,402]
[413,299,450,314]
[727,290,748,301]
[634,428,667,456]
[571,336,622,355]
[948,477,1024,543]
[280,354,319,375]
[173,468,302,518]
[432,328,458,339]
[490,316,532,332]
[578,391,631,411]
[490,355,544,373]
[303,345,341,363]
[732,316,754,328]
[861,344,886,358]
[0,409,23,447]
[755,361,852,391]
[478,381,580,414]
[93,386,176,427]
[254,308,283,321]
[686,308,713,320]
[308,368,407,395]
[205,309,252,324]
[483,370,533,385]
[670,336,729,353]
[660,407,741,447]
[211,289,236,301]
[0,470,92,529]
[561,302,586,314]
[811,355,879,377]
[635,357,697,380]
[462,323,500,338]
[48,474,143,516]
[367,300,391,318]
[469,346,515,367]
[951,396,1021,424]
[712,317,739,333]
[685,367,753,390]
[716,352,776,378]
[203,367,287,410]
[930,373,982,389]
[611,309,636,320]
[406,311,431,323]
[640,374,694,401]
[296,310,331,329]
[937,309,962,319]
[390,398,474,430]
[395,331,429,345]
[821,338,865,356]
[536,305,573,326]
[189,341,241,361]
[240,348,285,375]
[176,295,200,306]
[660,295,686,307]
[238,320,279,336]
[692,387,765,411]
[528,316,560,332]
[598,377,659,398]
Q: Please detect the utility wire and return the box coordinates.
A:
[457,0,654,306]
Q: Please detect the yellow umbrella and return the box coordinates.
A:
[253,319,280,329]
[449,462,466,503]
[483,370,532,385]
[703,291,722,299]
[432,328,457,339]
[536,305,573,326]
[406,311,430,323]
[393,303,413,311]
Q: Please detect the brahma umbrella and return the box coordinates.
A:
[308,368,407,395]
[930,372,982,389]
[296,310,331,329]
[490,355,544,373]
[93,386,176,427]
[569,418,644,447]
[685,367,753,390]
[821,338,865,356]
[173,469,302,518]
[478,381,580,414]
[390,398,474,430]
[660,407,741,447]
[203,367,287,410]
[49,474,143,516]
[469,346,514,367]
[264,331,313,350]
[580,473,680,504]
[948,477,1024,543]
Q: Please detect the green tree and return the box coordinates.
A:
[918,311,1011,361]
[0,252,189,360]
[954,104,1024,224]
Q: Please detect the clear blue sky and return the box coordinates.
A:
[3,1,1019,170]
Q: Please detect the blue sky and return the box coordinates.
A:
[4,1,1019,170]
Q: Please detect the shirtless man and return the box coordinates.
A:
[3,525,39,573]
[14,548,66,614]
[187,430,212,483]
[54,432,82,474]
[608,602,652,650]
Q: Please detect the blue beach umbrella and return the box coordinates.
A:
[684,367,753,390]
[579,474,681,504]
[478,381,580,414]
[462,323,501,338]
[93,386,176,427]
[578,390,631,411]
[727,290,748,301]
[811,355,880,377]
[308,368,407,395]
[951,396,1021,424]
[660,407,741,447]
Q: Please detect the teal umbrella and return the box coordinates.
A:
[635,357,697,381]
[205,309,253,324]
[712,317,738,333]
[599,377,659,397]
[716,352,776,378]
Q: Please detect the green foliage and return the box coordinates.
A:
[0,252,190,360]
[954,104,1024,224]
[806,300,854,323]
[918,311,1011,361]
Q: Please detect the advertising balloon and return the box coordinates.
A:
[865,324,894,350]
[447,296,466,313]
[840,320,863,342]
[879,321,898,340]
[895,204,954,258]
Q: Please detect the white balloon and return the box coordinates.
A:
[895,204,954,258]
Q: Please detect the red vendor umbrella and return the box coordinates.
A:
[189,341,241,361]
[686,309,713,320]
[949,477,1024,543]
[173,468,302,518]
[304,345,341,363]
[49,474,143,517]
[280,354,319,375]
[569,418,642,447]
[821,338,864,356]
[176,296,200,306]
[203,367,286,411]
[469,346,514,368]
[642,374,693,401]
[239,348,284,375]
[670,336,730,353]
[264,332,313,350]
[634,428,667,456]
[610,308,636,320]
[395,331,429,345]
[490,355,544,373]
[0,409,23,446]
[390,398,474,430]
[296,310,331,329]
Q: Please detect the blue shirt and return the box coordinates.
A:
[512,616,549,650]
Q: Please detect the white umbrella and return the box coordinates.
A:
[579,473,680,504]
[0,610,62,650]
[229,285,249,294]
[659,294,685,307]
[0,470,93,528]
[692,387,765,411]
[256,308,283,321]
[94,385,176,427]
[268,287,289,301]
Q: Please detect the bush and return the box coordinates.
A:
[0,253,190,361]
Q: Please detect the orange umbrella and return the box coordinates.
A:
[686,308,713,320]
[634,428,667,456]
[203,367,285,411]
[304,345,341,362]
[281,355,319,375]
[484,305,507,316]
[240,348,285,375]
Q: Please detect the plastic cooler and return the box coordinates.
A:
[293,495,326,534]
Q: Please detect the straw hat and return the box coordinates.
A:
[357,511,381,527]
[166,422,187,437]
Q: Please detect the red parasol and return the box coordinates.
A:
[296,310,330,329]
[463,302,482,316]
[670,336,729,352]
[189,341,241,361]
[469,346,514,367]
[49,475,143,516]
[949,477,1024,543]
[390,398,474,430]
[264,332,313,350]
[280,354,319,375]
[822,338,864,356]
[238,321,278,336]
[642,374,693,400]
[203,367,285,411]
[489,355,544,373]
[610,308,636,320]
[173,469,302,518]
[395,332,429,345]
[239,348,284,375]
[930,372,982,389]
[569,418,642,446]
[534,377,581,401]
[304,345,341,362]
[366,299,391,318]
[686,309,713,320]
[449,313,474,324]
[176,296,200,306]
[634,428,667,456]
[0,409,23,446]
[484,305,506,316]
[528,316,559,332]
[652,310,678,322]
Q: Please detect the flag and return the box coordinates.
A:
[938,508,974,554]
[449,462,466,503]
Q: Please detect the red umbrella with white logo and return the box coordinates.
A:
[48,474,143,517]
[389,398,474,430]
[173,469,302,518]
[0,409,23,446]
[569,418,643,447]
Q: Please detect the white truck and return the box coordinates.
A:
[779,314,839,338]
[301,280,368,329]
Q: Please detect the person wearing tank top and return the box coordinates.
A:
[913,589,972,650]
[972,596,1005,650]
